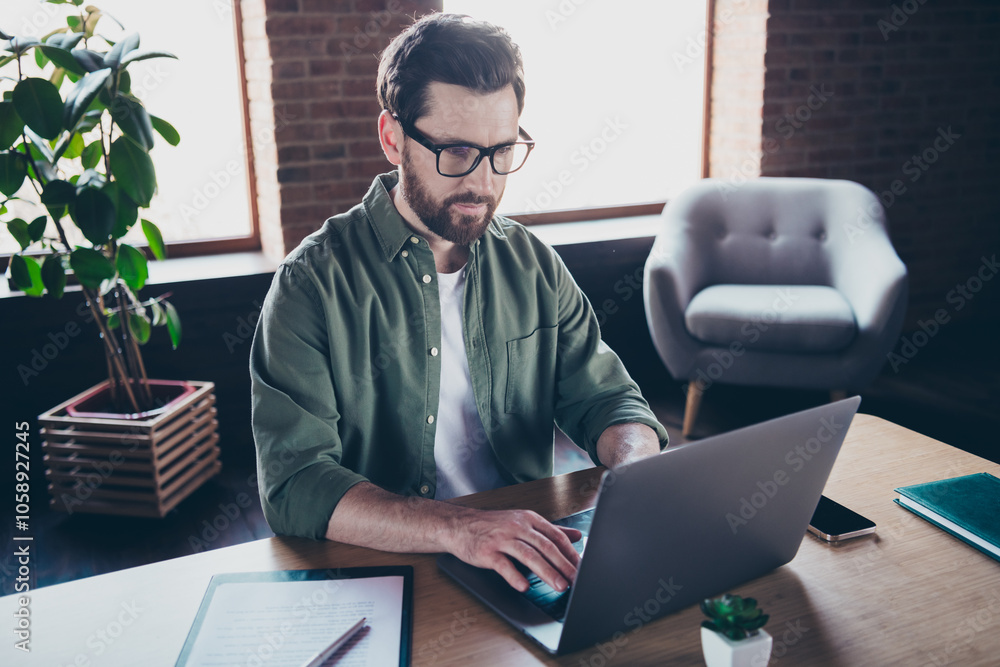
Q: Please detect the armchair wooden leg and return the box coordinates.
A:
[683,381,706,438]
[830,389,847,402]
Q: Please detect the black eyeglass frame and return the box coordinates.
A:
[393,114,535,178]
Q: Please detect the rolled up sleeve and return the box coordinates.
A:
[550,251,669,463]
[250,263,367,539]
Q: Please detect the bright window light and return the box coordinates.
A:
[1,1,251,255]
[444,1,708,215]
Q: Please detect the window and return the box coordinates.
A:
[1,0,254,256]
[444,1,708,217]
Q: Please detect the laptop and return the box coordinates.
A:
[438,396,861,655]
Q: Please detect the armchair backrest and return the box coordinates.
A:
[660,177,889,290]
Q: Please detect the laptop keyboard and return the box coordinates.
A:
[518,535,587,621]
[522,572,571,620]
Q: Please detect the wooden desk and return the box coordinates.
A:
[4,414,1000,666]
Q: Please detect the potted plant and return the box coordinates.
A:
[700,593,772,667]
[1,1,220,517]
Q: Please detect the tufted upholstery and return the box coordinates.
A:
[644,177,908,435]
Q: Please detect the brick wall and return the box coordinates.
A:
[239,0,441,262]
[242,1,999,330]
[707,0,770,181]
[712,0,1000,330]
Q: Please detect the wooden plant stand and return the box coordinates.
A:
[40,380,222,518]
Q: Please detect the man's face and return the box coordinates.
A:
[398,82,519,246]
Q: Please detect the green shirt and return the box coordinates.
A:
[250,172,668,539]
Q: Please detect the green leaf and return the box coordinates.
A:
[71,48,105,73]
[69,247,115,288]
[10,254,44,296]
[6,218,30,249]
[103,32,139,70]
[76,108,103,133]
[120,50,177,67]
[116,243,147,290]
[34,45,48,69]
[24,126,54,163]
[109,94,154,151]
[12,78,63,139]
[80,140,102,168]
[128,311,151,344]
[41,254,66,298]
[150,115,180,146]
[163,300,182,349]
[5,37,41,57]
[45,31,84,51]
[150,300,166,326]
[38,45,85,75]
[64,132,85,158]
[71,185,116,245]
[76,168,105,190]
[41,179,76,220]
[0,151,27,196]
[107,311,120,329]
[106,182,137,238]
[109,136,155,206]
[117,69,131,94]
[27,215,47,243]
[141,218,165,260]
[63,67,112,131]
[0,101,24,150]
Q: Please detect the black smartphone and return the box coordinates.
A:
[807,495,876,542]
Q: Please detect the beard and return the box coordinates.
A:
[400,150,501,246]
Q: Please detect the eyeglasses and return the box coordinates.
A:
[394,115,535,178]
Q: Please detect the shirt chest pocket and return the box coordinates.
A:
[505,325,558,414]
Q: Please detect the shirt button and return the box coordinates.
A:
[401,250,409,258]
[427,415,435,424]
[410,236,420,244]
[422,274,432,284]
[420,484,430,495]
[430,347,439,356]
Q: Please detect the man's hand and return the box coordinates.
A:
[445,508,582,593]
[326,482,582,593]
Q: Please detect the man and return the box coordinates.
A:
[251,13,667,595]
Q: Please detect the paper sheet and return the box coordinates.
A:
[180,575,404,666]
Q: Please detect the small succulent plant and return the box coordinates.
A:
[700,594,769,641]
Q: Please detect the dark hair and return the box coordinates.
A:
[377,13,525,128]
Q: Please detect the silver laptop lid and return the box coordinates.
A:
[556,396,860,653]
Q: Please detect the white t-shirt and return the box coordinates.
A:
[433,268,507,500]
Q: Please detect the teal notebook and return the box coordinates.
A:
[894,472,1000,563]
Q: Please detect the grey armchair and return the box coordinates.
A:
[643,177,908,437]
